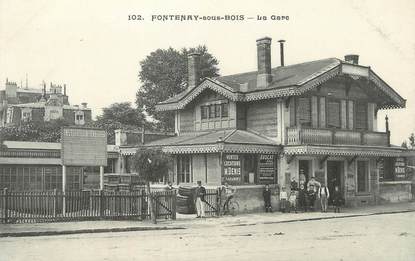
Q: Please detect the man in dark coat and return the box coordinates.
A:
[195,181,206,218]
[263,184,272,212]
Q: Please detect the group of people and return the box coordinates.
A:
[263,177,343,213]
[168,176,344,218]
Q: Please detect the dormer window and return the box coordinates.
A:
[200,102,229,120]
[75,111,85,125]
[21,110,32,122]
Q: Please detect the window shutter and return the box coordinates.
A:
[311,96,318,128]
[289,98,296,127]
[297,97,311,126]
[341,100,347,129]
[348,100,354,129]
[319,97,326,128]
[327,100,340,128]
[355,102,367,130]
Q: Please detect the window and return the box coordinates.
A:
[21,110,32,122]
[297,97,311,127]
[357,161,369,193]
[215,104,221,118]
[221,103,228,117]
[201,102,229,120]
[327,100,341,128]
[209,105,216,119]
[355,102,367,130]
[201,106,208,120]
[177,155,191,183]
[75,111,85,125]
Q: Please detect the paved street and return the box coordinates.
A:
[0,212,414,261]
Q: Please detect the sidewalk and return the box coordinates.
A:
[1,201,414,238]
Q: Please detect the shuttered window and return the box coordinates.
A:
[355,102,367,130]
[327,100,341,128]
[297,97,311,127]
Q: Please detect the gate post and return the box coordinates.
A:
[172,191,177,220]
[53,189,57,218]
[141,189,146,220]
[99,190,104,218]
[3,188,8,224]
[216,188,221,216]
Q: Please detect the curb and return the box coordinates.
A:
[227,209,415,227]
[0,226,185,238]
[1,209,414,238]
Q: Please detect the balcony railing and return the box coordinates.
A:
[286,127,389,146]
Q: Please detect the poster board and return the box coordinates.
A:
[258,154,275,184]
[394,157,407,180]
[223,154,241,183]
[61,127,107,166]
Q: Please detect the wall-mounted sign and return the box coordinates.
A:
[394,157,407,180]
[258,154,275,184]
[223,154,241,183]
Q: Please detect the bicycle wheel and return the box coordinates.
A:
[228,201,239,216]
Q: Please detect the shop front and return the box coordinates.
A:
[146,129,281,212]
[281,144,407,207]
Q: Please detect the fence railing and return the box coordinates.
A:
[286,127,389,146]
[0,188,176,224]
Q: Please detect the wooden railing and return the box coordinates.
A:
[0,188,176,223]
[286,127,389,146]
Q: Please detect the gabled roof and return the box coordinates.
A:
[145,129,280,154]
[156,58,406,111]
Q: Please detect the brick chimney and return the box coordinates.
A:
[344,54,359,65]
[256,37,272,88]
[188,53,201,90]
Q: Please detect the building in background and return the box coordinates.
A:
[0,79,91,126]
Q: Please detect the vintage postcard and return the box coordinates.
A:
[0,0,414,260]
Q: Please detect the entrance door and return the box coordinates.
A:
[327,161,343,204]
[298,160,312,185]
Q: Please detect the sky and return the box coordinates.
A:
[0,0,414,145]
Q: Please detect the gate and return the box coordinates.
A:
[203,189,220,217]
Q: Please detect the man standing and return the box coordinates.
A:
[307,177,321,211]
[318,183,330,212]
[195,181,206,218]
[263,184,272,212]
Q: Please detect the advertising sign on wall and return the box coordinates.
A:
[223,154,241,183]
[258,154,275,184]
[394,157,407,180]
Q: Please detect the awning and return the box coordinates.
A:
[284,144,404,157]
[145,129,281,155]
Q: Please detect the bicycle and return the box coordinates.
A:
[222,196,240,216]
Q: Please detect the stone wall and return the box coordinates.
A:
[378,182,412,203]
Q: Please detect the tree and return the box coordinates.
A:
[131,147,171,223]
[0,119,72,143]
[136,45,220,131]
[97,102,146,127]
[402,133,415,149]
[86,102,148,144]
